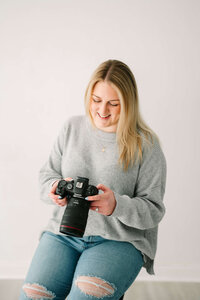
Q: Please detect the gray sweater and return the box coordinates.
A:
[39,115,167,274]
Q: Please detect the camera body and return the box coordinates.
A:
[56,177,98,237]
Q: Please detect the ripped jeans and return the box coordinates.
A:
[20,231,143,300]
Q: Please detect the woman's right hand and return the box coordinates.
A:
[48,177,73,207]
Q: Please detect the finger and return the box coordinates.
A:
[58,200,67,206]
[53,197,67,206]
[51,180,60,193]
[54,201,67,206]
[86,195,102,201]
[90,200,103,208]
[49,191,67,202]
[96,184,108,192]
[64,177,73,181]
[48,192,60,200]
[90,206,101,213]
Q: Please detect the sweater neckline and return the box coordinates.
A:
[86,117,116,143]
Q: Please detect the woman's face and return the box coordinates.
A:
[89,81,121,132]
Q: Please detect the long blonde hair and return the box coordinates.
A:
[84,59,158,170]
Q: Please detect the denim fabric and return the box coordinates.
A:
[20,231,143,300]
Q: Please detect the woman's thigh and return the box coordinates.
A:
[19,231,80,300]
[67,239,144,300]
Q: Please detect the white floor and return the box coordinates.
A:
[125,281,200,300]
[1,279,200,300]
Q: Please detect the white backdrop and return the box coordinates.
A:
[0,0,200,281]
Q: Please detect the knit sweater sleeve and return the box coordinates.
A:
[112,137,167,230]
[38,122,67,204]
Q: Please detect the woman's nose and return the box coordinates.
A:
[99,103,109,115]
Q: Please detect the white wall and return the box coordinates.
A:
[0,0,200,281]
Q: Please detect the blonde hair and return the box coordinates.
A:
[84,59,158,170]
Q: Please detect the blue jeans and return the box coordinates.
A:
[20,231,143,300]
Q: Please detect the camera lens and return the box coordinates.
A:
[60,197,90,237]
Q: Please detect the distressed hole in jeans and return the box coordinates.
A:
[22,283,56,299]
[75,276,115,298]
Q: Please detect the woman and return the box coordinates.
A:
[20,59,166,299]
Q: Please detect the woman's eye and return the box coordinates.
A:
[109,102,119,107]
[92,98,101,103]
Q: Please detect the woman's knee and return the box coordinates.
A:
[75,275,116,298]
[22,283,56,299]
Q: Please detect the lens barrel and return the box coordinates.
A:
[60,197,90,237]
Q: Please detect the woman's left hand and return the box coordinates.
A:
[87,184,116,216]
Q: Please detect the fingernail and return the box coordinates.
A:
[85,197,89,200]
[58,196,63,199]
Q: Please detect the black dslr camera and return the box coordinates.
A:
[56,177,98,237]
